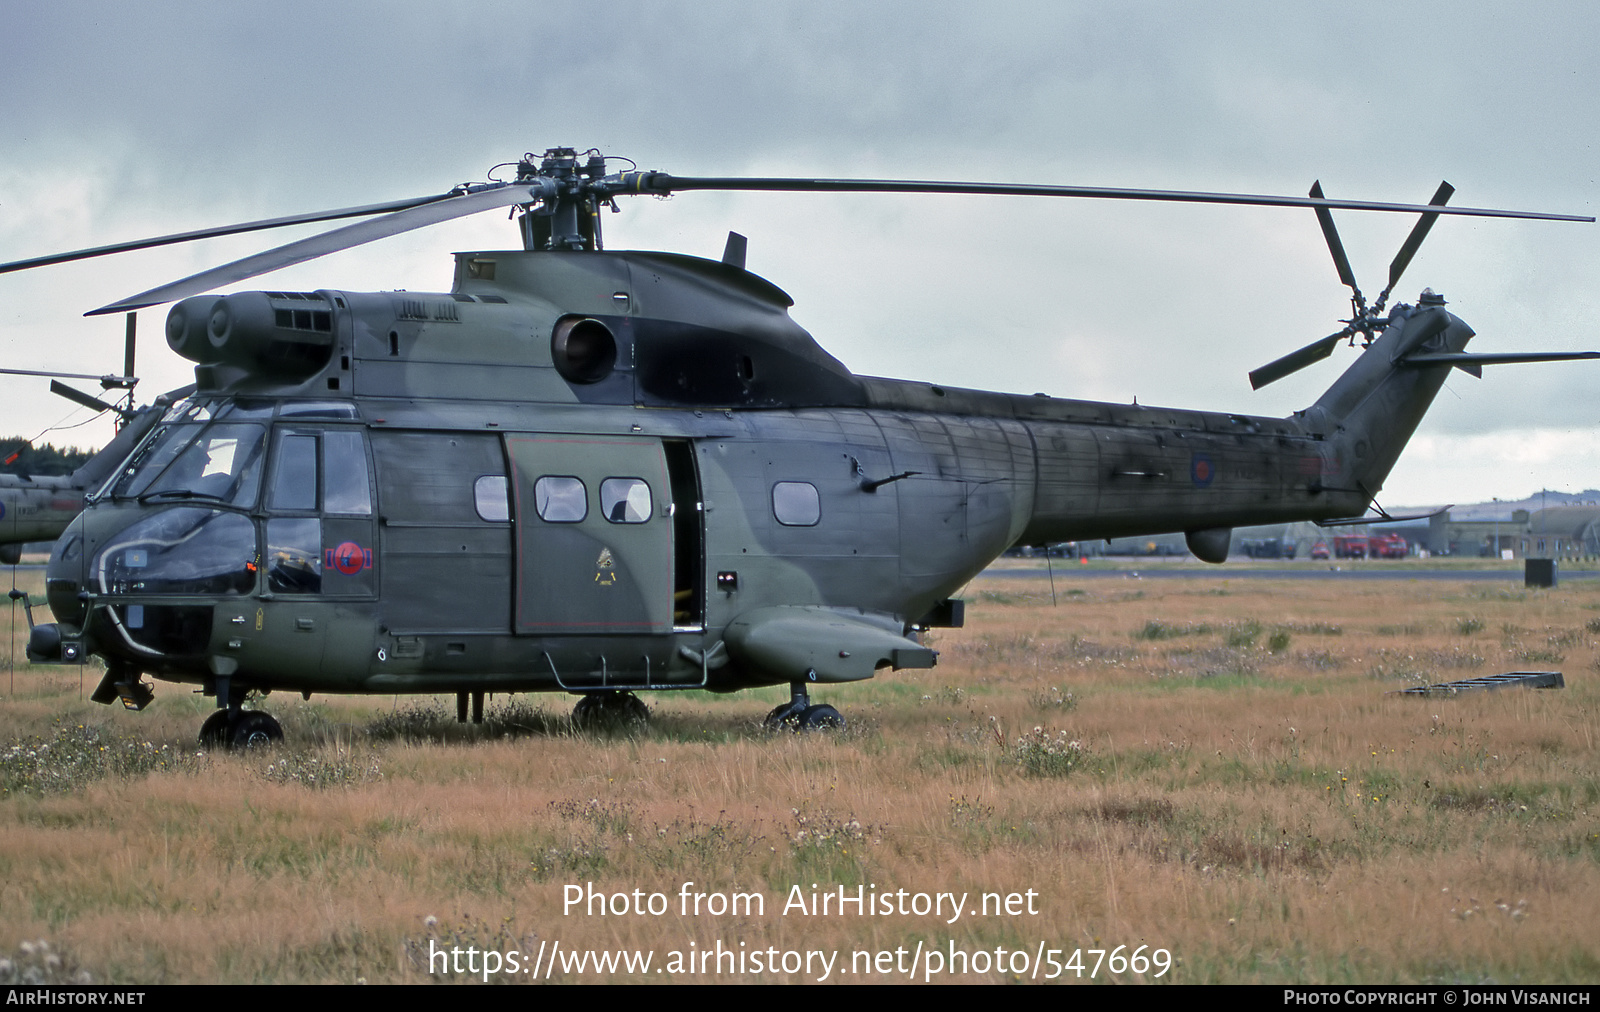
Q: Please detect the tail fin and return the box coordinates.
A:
[1302,299,1474,504]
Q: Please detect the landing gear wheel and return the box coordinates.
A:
[763,700,808,730]
[572,691,649,731]
[198,709,233,748]
[229,711,284,749]
[764,679,843,732]
[797,704,844,731]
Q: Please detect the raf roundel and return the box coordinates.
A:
[327,541,372,576]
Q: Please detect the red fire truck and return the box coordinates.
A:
[1332,533,1408,559]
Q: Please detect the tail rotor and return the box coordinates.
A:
[1250,180,1455,390]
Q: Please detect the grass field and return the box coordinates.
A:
[0,568,1596,984]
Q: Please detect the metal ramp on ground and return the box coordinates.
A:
[1390,670,1565,696]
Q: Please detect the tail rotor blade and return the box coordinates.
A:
[1380,181,1454,306]
[1248,331,1349,390]
[1310,181,1362,302]
[1255,181,1459,393]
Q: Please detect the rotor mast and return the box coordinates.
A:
[517,148,610,252]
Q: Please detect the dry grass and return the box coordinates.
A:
[0,569,1596,983]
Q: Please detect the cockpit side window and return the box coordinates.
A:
[268,433,318,511]
[266,517,322,593]
[266,428,373,515]
[323,430,373,515]
[263,427,375,597]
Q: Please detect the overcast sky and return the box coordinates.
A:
[2,1,1596,505]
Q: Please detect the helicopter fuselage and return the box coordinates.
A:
[39,248,1462,709]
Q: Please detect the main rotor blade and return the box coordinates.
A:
[1248,331,1349,390]
[89,183,533,315]
[1309,180,1361,299]
[1386,181,1455,294]
[0,194,456,276]
[624,174,1593,222]
[1398,350,1600,367]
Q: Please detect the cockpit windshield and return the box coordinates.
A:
[110,404,266,507]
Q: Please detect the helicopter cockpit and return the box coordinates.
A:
[44,394,377,667]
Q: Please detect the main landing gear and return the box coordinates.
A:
[197,677,283,749]
[198,707,284,749]
[571,690,650,731]
[764,681,845,732]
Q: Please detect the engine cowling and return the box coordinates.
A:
[166,292,335,378]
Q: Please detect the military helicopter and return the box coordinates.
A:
[2,147,1593,746]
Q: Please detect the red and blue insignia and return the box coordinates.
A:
[325,541,373,575]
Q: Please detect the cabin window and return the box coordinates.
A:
[600,478,652,523]
[474,475,510,522]
[772,481,821,526]
[534,476,587,522]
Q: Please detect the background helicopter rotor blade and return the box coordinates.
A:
[1248,331,1350,390]
[0,314,141,423]
[49,379,127,419]
[622,173,1592,221]
[88,182,533,315]
[0,367,134,385]
[124,313,138,392]
[1309,180,1362,305]
[0,194,459,277]
[1378,181,1455,308]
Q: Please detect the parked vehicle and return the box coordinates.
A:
[1370,533,1409,558]
[1333,534,1368,559]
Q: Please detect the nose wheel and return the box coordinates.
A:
[198,708,284,749]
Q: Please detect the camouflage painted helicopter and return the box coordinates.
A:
[2,147,1593,746]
